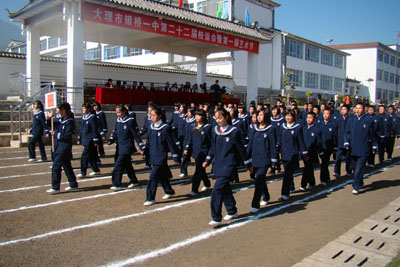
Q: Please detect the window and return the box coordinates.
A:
[389,90,394,100]
[384,71,389,82]
[376,88,382,99]
[60,38,67,46]
[321,50,333,66]
[48,37,59,49]
[286,69,303,87]
[196,0,223,17]
[390,55,395,66]
[144,50,152,54]
[396,75,399,85]
[320,75,332,90]
[305,72,319,89]
[85,47,101,60]
[188,3,194,10]
[335,54,343,68]
[123,47,142,57]
[197,1,204,13]
[384,53,390,64]
[334,78,344,92]
[305,45,319,63]
[40,39,47,51]
[390,73,395,84]
[383,90,388,100]
[286,38,303,59]
[104,45,121,59]
[377,50,383,62]
[377,69,383,80]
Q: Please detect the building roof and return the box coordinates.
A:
[9,0,273,42]
[0,51,232,79]
[329,42,399,55]
[346,78,361,84]
[280,31,350,56]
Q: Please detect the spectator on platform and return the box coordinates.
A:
[171,83,178,92]
[178,84,184,92]
[132,81,138,90]
[121,81,130,89]
[138,82,146,90]
[104,78,113,88]
[184,82,191,92]
[164,82,171,91]
[149,83,156,91]
[203,82,207,94]
[116,80,122,88]
[191,83,198,93]
[211,80,221,105]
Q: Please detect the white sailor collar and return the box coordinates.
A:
[214,125,236,135]
[96,110,103,115]
[195,124,210,130]
[255,124,272,132]
[186,117,195,123]
[239,113,248,119]
[61,118,74,124]
[82,113,94,120]
[282,123,300,130]
[33,110,43,115]
[117,116,133,123]
[151,121,168,130]
[356,113,366,120]
[231,119,240,125]
[271,116,284,122]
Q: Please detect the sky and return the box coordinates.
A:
[1,0,399,46]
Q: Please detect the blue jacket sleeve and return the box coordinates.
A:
[165,126,180,162]
[234,130,252,168]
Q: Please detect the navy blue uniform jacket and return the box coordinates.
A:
[146,122,180,165]
[319,119,338,151]
[109,116,145,155]
[95,110,108,137]
[31,110,47,136]
[247,124,277,168]
[302,124,322,159]
[335,115,352,149]
[54,117,75,155]
[344,113,377,157]
[186,124,212,160]
[374,113,392,138]
[78,114,100,146]
[278,123,308,161]
[182,116,196,149]
[205,125,251,177]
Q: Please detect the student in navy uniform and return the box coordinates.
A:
[230,107,246,183]
[203,108,253,227]
[108,105,145,191]
[46,103,78,194]
[169,102,181,142]
[93,102,107,158]
[367,105,378,167]
[247,109,276,212]
[28,100,48,162]
[77,103,101,178]
[176,104,188,161]
[334,104,352,178]
[277,109,308,201]
[248,112,258,182]
[387,105,400,161]
[344,102,377,195]
[319,108,337,185]
[300,112,321,191]
[142,106,180,206]
[375,105,392,164]
[180,107,196,177]
[312,105,323,125]
[270,105,284,174]
[184,110,212,195]
[139,104,154,168]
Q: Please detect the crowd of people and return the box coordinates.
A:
[27,98,400,226]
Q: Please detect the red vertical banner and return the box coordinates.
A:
[81,2,259,54]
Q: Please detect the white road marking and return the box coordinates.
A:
[106,163,396,266]
[0,162,395,248]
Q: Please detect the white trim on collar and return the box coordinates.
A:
[82,114,94,120]
[214,125,236,136]
[117,116,133,123]
[282,123,300,130]
[151,122,168,130]
[255,125,272,132]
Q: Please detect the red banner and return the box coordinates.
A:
[82,2,259,53]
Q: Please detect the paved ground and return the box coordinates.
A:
[0,141,399,266]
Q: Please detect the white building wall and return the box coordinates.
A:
[232,0,274,29]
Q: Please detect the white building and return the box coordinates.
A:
[331,42,400,104]
[6,0,348,104]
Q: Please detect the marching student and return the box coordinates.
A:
[387,105,400,161]
[28,100,48,162]
[108,105,145,191]
[247,109,276,212]
[176,104,188,161]
[142,106,180,206]
[375,105,392,164]
[93,102,107,158]
[334,104,352,177]
[230,107,246,183]
[367,105,377,167]
[270,105,284,174]
[344,102,377,195]
[248,112,258,182]
[184,110,212,195]
[238,103,250,133]
[203,108,253,226]
[169,102,181,141]
[139,104,154,168]
[77,103,101,178]
[277,109,308,201]
[312,105,323,125]
[47,103,78,194]
[180,107,196,177]
[318,108,337,185]
[300,112,321,191]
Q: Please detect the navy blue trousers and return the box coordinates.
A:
[320,150,332,183]
[112,154,138,187]
[28,134,47,160]
[192,155,211,193]
[51,153,77,190]
[387,136,396,159]
[301,156,316,188]
[211,176,237,222]
[281,156,298,197]
[367,145,375,166]
[352,155,368,191]
[80,143,99,175]
[181,151,191,175]
[252,167,270,209]
[146,163,175,201]
[334,148,352,176]
[97,139,105,156]
[378,137,388,163]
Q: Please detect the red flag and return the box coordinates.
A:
[178,0,183,7]
[398,32,400,38]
